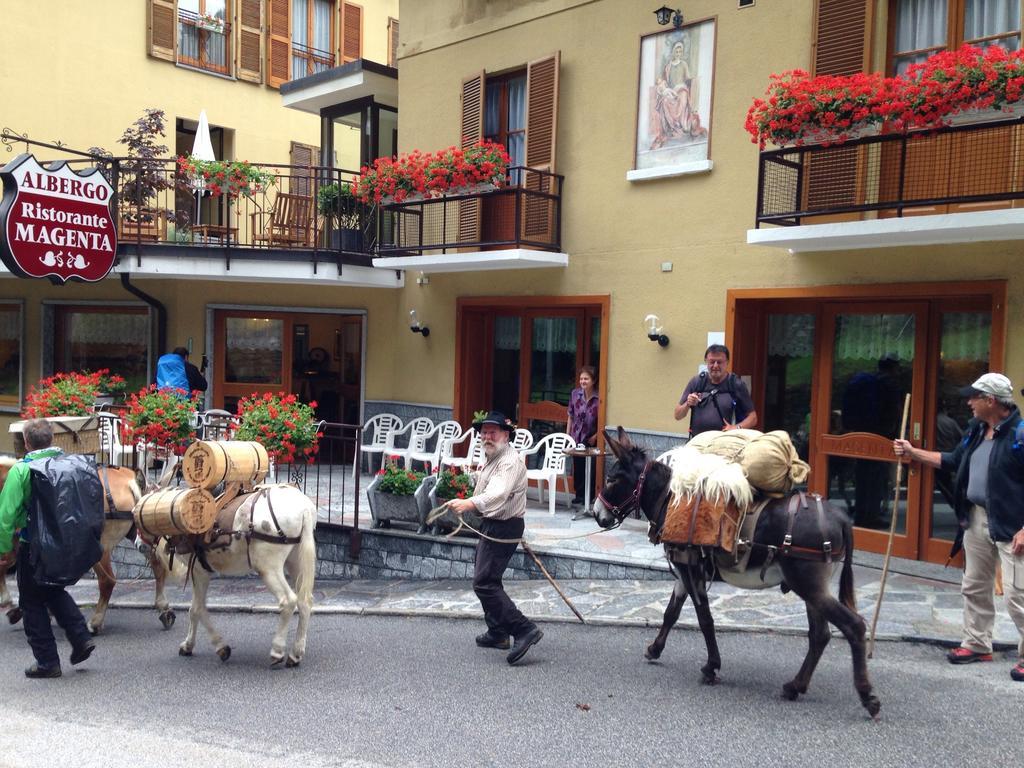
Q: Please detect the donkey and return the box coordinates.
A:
[0,457,175,634]
[594,428,880,720]
[142,482,317,667]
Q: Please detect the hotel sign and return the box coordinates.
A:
[0,153,117,283]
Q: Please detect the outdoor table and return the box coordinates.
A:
[563,446,608,520]
[193,224,238,245]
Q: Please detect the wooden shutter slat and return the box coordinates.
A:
[523,52,560,241]
[149,0,177,62]
[812,0,870,76]
[290,141,319,198]
[388,17,399,68]
[342,2,363,63]
[459,71,486,246]
[237,0,263,84]
[267,0,291,88]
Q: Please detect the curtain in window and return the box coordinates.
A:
[894,0,947,73]
[313,0,332,72]
[531,318,577,354]
[484,84,501,138]
[507,76,526,180]
[964,0,1020,49]
[292,0,309,80]
[494,316,521,351]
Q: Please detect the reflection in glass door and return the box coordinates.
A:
[763,313,815,464]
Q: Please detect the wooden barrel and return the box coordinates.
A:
[181,440,269,490]
[133,487,217,538]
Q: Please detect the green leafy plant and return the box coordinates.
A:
[121,386,201,452]
[317,182,364,229]
[435,466,474,501]
[376,462,425,496]
[235,392,322,463]
[177,155,277,199]
[93,369,128,399]
[22,371,104,418]
[472,409,489,423]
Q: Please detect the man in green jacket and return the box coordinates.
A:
[0,419,96,678]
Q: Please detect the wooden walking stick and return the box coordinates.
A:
[521,540,587,625]
[868,393,912,658]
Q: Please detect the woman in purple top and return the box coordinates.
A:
[567,366,600,507]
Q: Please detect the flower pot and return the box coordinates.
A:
[782,123,880,148]
[946,102,1024,127]
[367,473,430,533]
[330,228,364,253]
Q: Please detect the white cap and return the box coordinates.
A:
[959,373,1013,399]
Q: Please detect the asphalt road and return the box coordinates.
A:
[0,609,1017,767]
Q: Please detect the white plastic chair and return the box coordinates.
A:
[655,449,682,472]
[511,428,534,453]
[383,416,434,469]
[520,432,575,515]
[358,413,403,474]
[441,428,484,472]
[407,419,462,472]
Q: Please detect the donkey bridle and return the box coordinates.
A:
[597,460,658,521]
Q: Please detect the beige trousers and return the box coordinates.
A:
[961,506,1024,657]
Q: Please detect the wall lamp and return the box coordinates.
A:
[654,5,684,28]
[644,314,670,347]
[409,309,430,337]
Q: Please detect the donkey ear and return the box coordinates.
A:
[616,425,633,449]
[603,428,623,457]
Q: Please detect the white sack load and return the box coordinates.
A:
[740,430,810,494]
[686,429,761,459]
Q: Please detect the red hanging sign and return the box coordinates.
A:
[0,153,118,284]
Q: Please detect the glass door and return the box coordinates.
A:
[518,312,579,443]
[215,311,289,414]
[814,303,929,559]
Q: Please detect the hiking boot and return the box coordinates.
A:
[25,663,61,679]
[946,647,993,664]
[475,631,511,650]
[1011,661,1024,682]
[70,641,95,666]
[507,626,543,666]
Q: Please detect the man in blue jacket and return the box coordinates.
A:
[895,373,1024,681]
[155,346,207,395]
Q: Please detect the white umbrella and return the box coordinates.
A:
[191,110,216,227]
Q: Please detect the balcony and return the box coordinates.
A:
[371,167,568,273]
[748,115,1024,253]
[177,9,231,77]
[112,158,398,288]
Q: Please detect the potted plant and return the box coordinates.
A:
[12,371,104,456]
[234,392,322,465]
[176,155,277,200]
[318,182,365,252]
[121,386,202,455]
[428,466,479,536]
[93,369,128,406]
[366,461,428,531]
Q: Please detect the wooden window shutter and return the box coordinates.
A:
[290,141,319,197]
[266,0,291,89]
[804,0,871,217]
[388,17,399,68]
[237,0,264,83]
[342,2,363,63]
[523,51,560,241]
[148,0,177,62]
[458,71,486,246]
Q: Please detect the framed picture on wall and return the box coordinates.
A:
[632,17,717,176]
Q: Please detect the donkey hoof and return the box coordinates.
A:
[285,654,301,668]
[178,646,193,657]
[7,607,23,625]
[644,644,663,662]
[159,610,176,630]
[270,652,285,666]
[864,695,881,719]
[782,682,802,701]
[87,623,101,637]
[217,646,232,662]
[700,666,720,685]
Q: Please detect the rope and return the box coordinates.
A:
[425,502,622,544]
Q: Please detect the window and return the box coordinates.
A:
[292,0,335,79]
[484,73,526,183]
[179,0,232,76]
[0,303,23,410]
[52,307,151,394]
[891,0,1022,74]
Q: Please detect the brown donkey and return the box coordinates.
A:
[593,428,880,720]
[0,458,175,634]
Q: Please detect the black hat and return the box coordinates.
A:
[472,410,516,434]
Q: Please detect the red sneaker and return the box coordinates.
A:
[1011,661,1024,682]
[946,647,993,664]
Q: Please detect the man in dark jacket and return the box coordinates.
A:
[894,373,1024,681]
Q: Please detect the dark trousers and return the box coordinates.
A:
[16,543,91,669]
[473,517,533,638]
[572,456,596,502]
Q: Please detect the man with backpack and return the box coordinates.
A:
[155,346,207,395]
[674,344,757,437]
[0,419,97,678]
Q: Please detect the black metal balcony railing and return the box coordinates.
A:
[291,41,335,79]
[178,9,231,76]
[375,166,564,256]
[755,115,1024,227]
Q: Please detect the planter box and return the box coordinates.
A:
[9,415,101,457]
[367,473,433,533]
[330,228,364,253]
[426,476,482,537]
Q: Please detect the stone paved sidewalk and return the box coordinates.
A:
[38,563,1019,650]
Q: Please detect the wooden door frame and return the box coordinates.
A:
[726,280,1007,562]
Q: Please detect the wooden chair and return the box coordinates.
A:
[119,207,167,242]
[251,192,316,247]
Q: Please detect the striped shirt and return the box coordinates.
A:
[470,443,528,520]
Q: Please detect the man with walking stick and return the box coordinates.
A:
[893,373,1024,681]
[446,411,544,665]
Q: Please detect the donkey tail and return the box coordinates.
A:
[293,498,318,609]
[839,516,856,611]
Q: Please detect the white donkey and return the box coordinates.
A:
[141,482,317,667]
